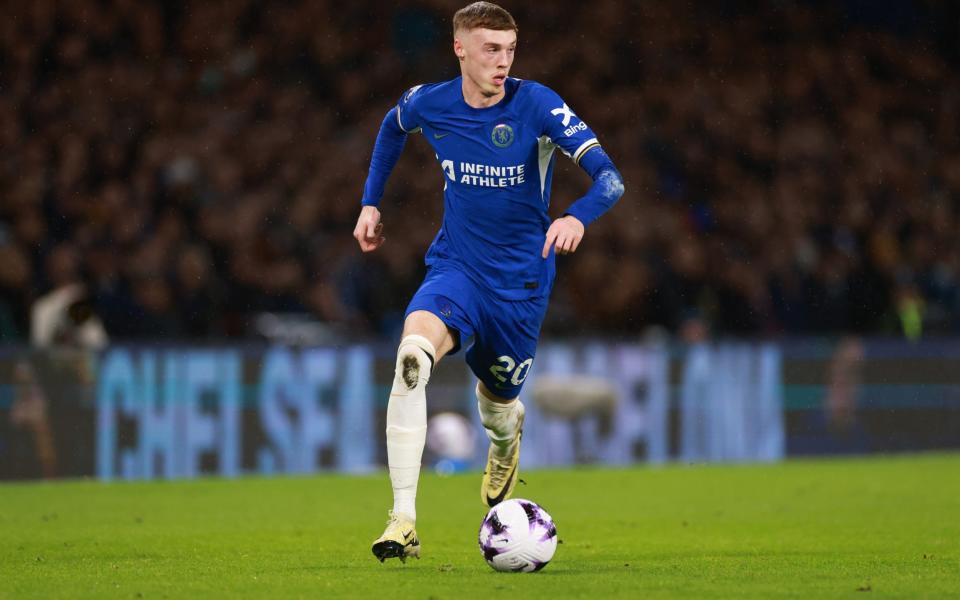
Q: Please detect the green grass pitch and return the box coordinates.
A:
[1,454,958,598]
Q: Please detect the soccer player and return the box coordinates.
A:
[354,2,624,563]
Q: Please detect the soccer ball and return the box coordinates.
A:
[478,499,558,572]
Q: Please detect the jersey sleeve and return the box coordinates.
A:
[535,85,601,165]
[396,84,425,134]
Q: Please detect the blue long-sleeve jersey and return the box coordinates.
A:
[361,76,624,301]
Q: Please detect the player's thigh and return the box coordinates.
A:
[402,310,458,361]
[402,264,481,362]
[467,296,548,399]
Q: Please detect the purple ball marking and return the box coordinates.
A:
[486,511,508,535]
[479,512,509,563]
[482,542,502,562]
[519,501,539,532]
[538,521,558,542]
[519,500,554,535]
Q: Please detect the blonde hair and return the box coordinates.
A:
[453,2,518,36]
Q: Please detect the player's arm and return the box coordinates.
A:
[354,87,424,252]
[542,147,624,258]
[353,108,408,252]
[565,147,625,227]
[538,90,625,257]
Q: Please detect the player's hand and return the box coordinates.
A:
[542,215,585,258]
[353,205,385,252]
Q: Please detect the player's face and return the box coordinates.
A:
[456,28,517,98]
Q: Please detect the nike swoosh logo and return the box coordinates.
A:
[485,463,518,507]
[433,132,450,139]
[401,529,414,540]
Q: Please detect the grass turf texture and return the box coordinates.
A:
[1,454,958,599]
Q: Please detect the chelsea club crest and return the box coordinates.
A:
[491,123,514,148]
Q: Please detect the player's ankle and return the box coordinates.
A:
[492,445,517,460]
[392,508,416,521]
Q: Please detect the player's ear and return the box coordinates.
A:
[453,37,465,60]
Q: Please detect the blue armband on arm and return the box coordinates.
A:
[361,107,408,207]
[563,147,625,227]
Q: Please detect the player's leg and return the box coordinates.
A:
[386,311,457,520]
[476,380,525,507]
[373,266,479,563]
[373,311,457,563]
[468,295,548,507]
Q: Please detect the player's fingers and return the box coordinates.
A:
[570,234,583,253]
[542,228,558,258]
[360,236,384,252]
[555,233,568,255]
[369,221,384,241]
[365,219,380,240]
[563,230,577,253]
[362,215,378,239]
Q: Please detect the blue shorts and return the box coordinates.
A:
[405,263,549,398]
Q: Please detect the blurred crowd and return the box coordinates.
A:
[2,0,959,345]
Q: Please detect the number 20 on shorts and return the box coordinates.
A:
[489,356,534,388]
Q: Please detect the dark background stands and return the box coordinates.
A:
[2,0,959,342]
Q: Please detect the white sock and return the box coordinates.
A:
[476,383,523,458]
[386,335,434,522]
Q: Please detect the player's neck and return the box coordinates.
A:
[461,79,505,109]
